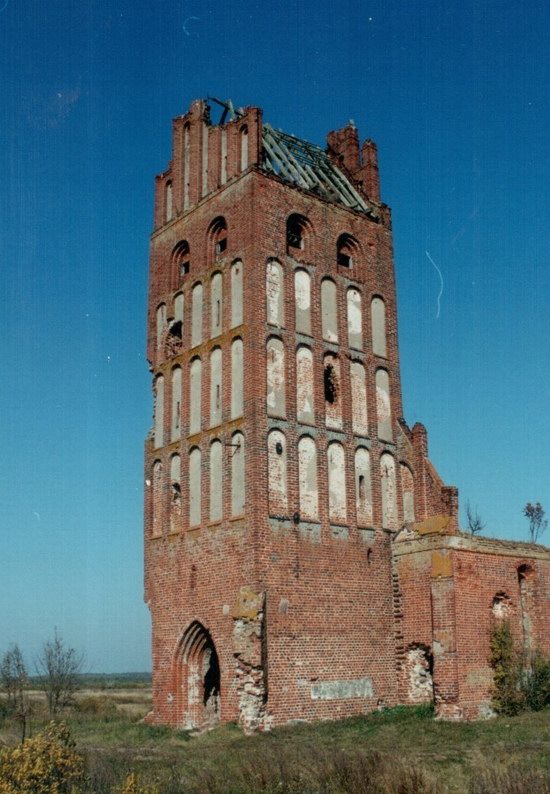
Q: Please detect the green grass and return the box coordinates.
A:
[1,692,550,793]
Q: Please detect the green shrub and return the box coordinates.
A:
[489,621,524,715]
[523,652,550,712]
[0,721,84,794]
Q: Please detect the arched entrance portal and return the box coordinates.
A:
[176,621,221,729]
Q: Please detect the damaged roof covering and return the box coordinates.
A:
[261,123,375,216]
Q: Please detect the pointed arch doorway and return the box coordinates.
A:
[176,621,221,729]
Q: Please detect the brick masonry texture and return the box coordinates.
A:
[144,99,550,731]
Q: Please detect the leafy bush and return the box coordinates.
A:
[0,721,84,794]
[490,621,524,715]
[523,652,550,712]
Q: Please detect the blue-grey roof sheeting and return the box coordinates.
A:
[261,124,375,217]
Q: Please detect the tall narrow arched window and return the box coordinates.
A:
[152,460,163,537]
[296,346,314,424]
[231,432,245,516]
[165,180,173,222]
[156,303,167,349]
[210,347,222,427]
[172,240,190,280]
[174,292,184,323]
[350,361,368,436]
[231,338,244,419]
[337,233,359,269]
[209,440,223,523]
[266,338,286,417]
[220,129,228,185]
[298,436,318,521]
[400,464,415,523]
[294,269,311,335]
[230,261,243,327]
[189,358,202,435]
[183,123,190,210]
[376,369,392,441]
[328,442,347,523]
[371,296,387,358]
[347,288,363,349]
[189,447,202,526]
[381,453,398,530]
[170,455,181,533]
[518,565,535,653]
[171,367,182,441]
[321,279,338,342]
[208,216,228,262]
[266,260,284,327]
[191,283,203,347]
[210,272,223,338]
[323,353,342,430]
[267,430,287,515]
[355,448,373,526]
[240,125,249,170]
[154,374,164,449]
[286,213,310,254]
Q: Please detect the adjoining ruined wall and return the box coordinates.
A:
[393,531,550,720]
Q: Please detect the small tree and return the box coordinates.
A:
[35,631,84,718]
[523,502,548,543]
[489,620,524,715]
[465,501,485,535]
[0,645,31,740]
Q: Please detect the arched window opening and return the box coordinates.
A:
[208,216,228,262]
[240,124,249,170]
[323,354,342,429]
[286,213,310,255]
[266,338,286,417]
[381,453,398,530]
[518,565,535,653]
[355,448,373,526]
[298,436,318,521]
[294,269,311,335]
[210,348,222,427]
[492,592,511,620]
[376,368,392,441]
[371,296,387,358]
[321,279,338,342]
[191,283,203,347]
[172,240,190,280]
[210,272,223,338]
[347,287,363,349]
[400,464,415,524]
[231,432,245,516]
[170,455,181,534]
[154,375,164,449]
[350,361,368,436]
[267,430,288,515]
[171,367,182,441]
[209,440,223,523]
[176,622,220,730]
[165,180,173,222]
[189,447,202,527]
[152,460,163,537]
[337,233,359,268]
[296,346,314,424]
[231,261,244,327]
[231,338,244,419]
[328,442,347,523]
[266,260,284,327]
[156,303,167,349]
[189,358,202,435]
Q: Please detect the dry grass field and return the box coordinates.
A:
[1,683,550,792]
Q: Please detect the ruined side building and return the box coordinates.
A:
[144,99,550,731]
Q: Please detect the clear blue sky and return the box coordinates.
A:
[1,0,548,672]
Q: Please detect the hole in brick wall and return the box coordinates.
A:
[367,548,373,565]
[215,237,227,256]
[337,252,351,268]
[275,442,283,455]
[324,363,338,404]
[286,213,309,253]
[359,475,366,500]
[181,261,190,276]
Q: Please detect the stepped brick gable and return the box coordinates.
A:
[144,99,550,730]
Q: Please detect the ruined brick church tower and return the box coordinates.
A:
[144,99,550,730]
